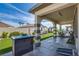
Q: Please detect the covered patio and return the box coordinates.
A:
[29,3,79,55]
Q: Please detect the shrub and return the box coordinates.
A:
[9,32,27,37]
[20,33,27,36]
[9,31,21,37]
[2,32,8,38]
[67,38,75,45]
[67,31,75,45]
[32,32,36,35]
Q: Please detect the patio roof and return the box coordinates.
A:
[18,24,35,28]
[29,3,52,14]
[18,24,48,28]
[30,3,77,25]
[0,22,13,27]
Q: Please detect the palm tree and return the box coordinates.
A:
[26,23,31,35]
[18,22,24,32]
[18,22,24,27]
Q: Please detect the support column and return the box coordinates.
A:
[34,15,42,48]
[66,27,68,31]
[76,4,79,55]
[53,22,57,37]
[59,24,62,31]
[28,27,30,35]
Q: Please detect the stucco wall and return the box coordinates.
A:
[0,27,35,35]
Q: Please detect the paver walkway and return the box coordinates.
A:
[23,37,75,56]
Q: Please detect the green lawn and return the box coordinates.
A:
[0,32,54,55]
[0,38,12,55]
[41,33,54,40]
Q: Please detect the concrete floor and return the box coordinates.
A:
[23,37,75,56]
[2,37,75,56]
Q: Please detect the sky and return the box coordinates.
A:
[0,3,53,28]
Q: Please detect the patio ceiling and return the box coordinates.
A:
[41,5,76,25]
[30,3,77,25]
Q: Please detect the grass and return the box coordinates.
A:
[41,33,54,41]
[0,38,12,55]
[0,47,12,55]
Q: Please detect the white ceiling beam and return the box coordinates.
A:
[59,20,73,25]
[35,3,76,16]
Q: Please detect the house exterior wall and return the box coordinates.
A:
[0,26,47,36]
[0,27,36,35]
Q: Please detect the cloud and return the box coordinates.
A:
[0,12,35,26]
[0,3,36,27]
[22,15,35,23]
[41,20,53,28]
[0,13,24,23]
[0,18,19,27]
[13,13,35,24]
[0,13,20,19]
[5,4,32,16]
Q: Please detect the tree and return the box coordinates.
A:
[18,22,24,27]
